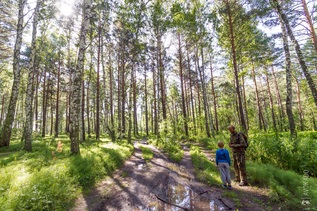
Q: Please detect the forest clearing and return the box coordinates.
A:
[1,0,317,210]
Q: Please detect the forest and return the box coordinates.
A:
[0,0,317,210]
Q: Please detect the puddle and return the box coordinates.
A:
[148,184,225,210]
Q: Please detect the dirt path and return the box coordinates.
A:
[72,141,271,211]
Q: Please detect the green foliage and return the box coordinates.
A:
[248,131,317,176]
[139,145,154,162]
[0,136,133,211]
[190,145,221,186]
[149,136,184,163]
[248,161,317,210]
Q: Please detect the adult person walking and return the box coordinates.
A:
[228,125,248,186]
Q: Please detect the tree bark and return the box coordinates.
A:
[0,0,26,147]
[277,7,297,139]
[24,0,41,151]
[55,52,61,138]
[301,0,317,54]
[42,69,47,137]
[265,68,277,131]
[96,25,101,140]
[69,0,91,154]
[272,0,317,108]
[177,33,189,137]
[225,0,247,132]
[210,55,218,132]
[251,65,265,130]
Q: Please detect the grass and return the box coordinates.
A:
[189,145,222,186]
[139,145,154,162]
[247,161,317,210]
[0,135,134,211]
[149,136,184,163]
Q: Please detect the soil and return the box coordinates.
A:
[72,141,274,211]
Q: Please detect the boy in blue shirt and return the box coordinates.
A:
[216,141,232,189]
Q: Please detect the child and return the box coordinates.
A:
[216,141,232,189]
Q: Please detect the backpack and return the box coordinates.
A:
[238,132,249,150]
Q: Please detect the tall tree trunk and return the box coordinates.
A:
[109,51,114,136]
[272,0,317,108]
[24,0,41,151]
[251,65,265,130]
[301,0,317,54]
[0,95,5,125]
[186,43,196,133]
[144,70,149,136]
[210,55,218,132]
[277,8,297,139]
[271,67,286,131]
[42,69,47,137]
[55,53,61,138]
[80,79,85,142]
[197,47,211,137]
[153,65,158,135]
[69,0,91,154]
[265,68,277,131]
[0,0,26,146]
[241,75,249,130]
[293,76,305,131]
[96,25,101,141]
[177,33,189,137]
[226,0,247,132]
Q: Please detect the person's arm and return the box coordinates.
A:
[215,150,219,165]
[226,150,231,166]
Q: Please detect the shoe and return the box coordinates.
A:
[228,185,232,190]
[239,181,248,186]
[222,184,228,189]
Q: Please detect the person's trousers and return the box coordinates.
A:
[218,162,231,185]
[233,151,247,183]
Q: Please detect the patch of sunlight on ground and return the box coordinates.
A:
[13,166,31,186]
[100,142,122,149]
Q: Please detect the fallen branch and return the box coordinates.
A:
[155,194,190,211]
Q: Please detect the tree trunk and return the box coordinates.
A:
[301,0,317,54]
[80,79,85,142]
[177,33,189,137]
[55,52,61,138]
[153,65,158,135]
[197,47,211,137]
[0,0,26,147]
[42,69,47,137]
[96,25,101,141]
[271,67,286,131]
[277,7,297,139]
[241,75,249,130]
[69,0,91,154]
[272,0,317,108]
[144,70,149,136]
[226,0,247,132]
[251,65,265,130]
[293,76,305,131]
[0,95,5,125]
[210,55,218,132]
[186,43,196,133]
[24,0,41,151]
[265,68,277,131]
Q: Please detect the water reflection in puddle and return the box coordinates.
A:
[148,184,225,211]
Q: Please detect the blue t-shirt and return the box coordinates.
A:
[216,148,231,165]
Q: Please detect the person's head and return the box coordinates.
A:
[228,125,236,134]
[218,141,224,148]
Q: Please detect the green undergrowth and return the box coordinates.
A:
[149,136,183,163]
[248,161,317,210]
[0,135,133,211]
[248,131,317,177]
[190,145,222,186]
[139,145,154,162]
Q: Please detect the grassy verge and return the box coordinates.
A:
[0,135,133,211]
[248,161,317,210]
[189,145,222,186]
[139,145,154,162]
[149,137,184,163]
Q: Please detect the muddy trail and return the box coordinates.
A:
[72,141,271,211]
